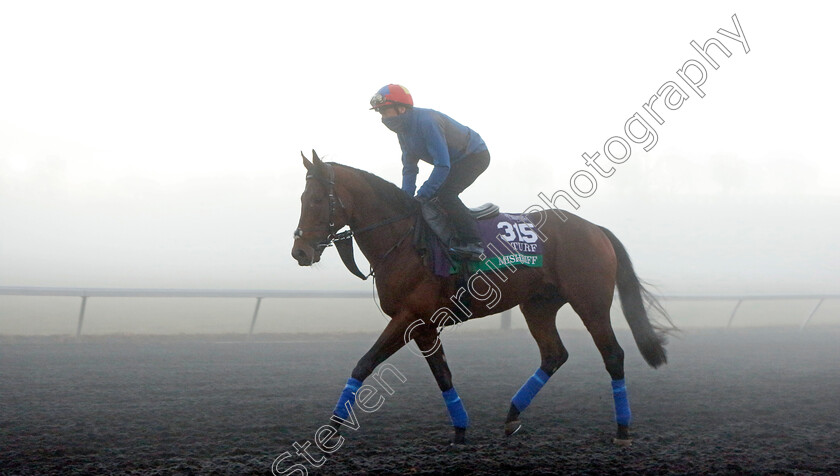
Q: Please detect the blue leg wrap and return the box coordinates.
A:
[442,387,469,428]
[612,378,632,426]
[333,377,363,420]
[511,368,550,412]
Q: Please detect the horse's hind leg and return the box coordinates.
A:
[505,294,568,436]
[577,304,633,446]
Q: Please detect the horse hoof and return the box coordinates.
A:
[504,420,522,436]
[612,437,632,447]
[449,427,467,445]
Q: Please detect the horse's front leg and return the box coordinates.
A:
[411,324,469,445]
[329,317,409,429]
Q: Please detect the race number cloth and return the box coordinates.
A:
[433,213,544,277]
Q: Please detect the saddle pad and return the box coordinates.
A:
[433,212,544,276]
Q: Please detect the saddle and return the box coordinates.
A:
[415,201,544,278]
[335,200,541,281]
[468,203,500,220]
[415,200,496,273]
[417,200,497,259]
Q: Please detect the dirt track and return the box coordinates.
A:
[2,326,838,475]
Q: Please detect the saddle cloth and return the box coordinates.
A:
[429,212,544,277]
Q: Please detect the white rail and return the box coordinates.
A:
[0,287,370,337]
[0,287,837,336]
[659,294,839,330]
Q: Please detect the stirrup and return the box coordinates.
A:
[449,241,484,261]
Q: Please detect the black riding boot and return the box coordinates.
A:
[420,199,483,261]
[420,199,458,248]
[441,199,484,261]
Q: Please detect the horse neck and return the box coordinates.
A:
[341,173,415,271]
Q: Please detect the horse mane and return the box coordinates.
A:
[331,163,415,214]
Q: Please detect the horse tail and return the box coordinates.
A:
[599,226,675,368]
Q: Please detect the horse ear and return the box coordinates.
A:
[312,149,323,166]
[301,151,313,170]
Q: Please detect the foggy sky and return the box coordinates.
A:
[1,2,838,303]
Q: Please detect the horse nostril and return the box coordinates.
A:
[292,248,309,263]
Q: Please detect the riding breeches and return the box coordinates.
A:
[434,149,491,242]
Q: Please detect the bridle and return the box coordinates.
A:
[294,162,344,251]
[294,162,415,279]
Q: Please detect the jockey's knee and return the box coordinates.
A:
[435,193,459,207]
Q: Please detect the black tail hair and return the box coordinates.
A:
[599,226,677,368]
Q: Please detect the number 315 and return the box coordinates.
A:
[497,222,538,243]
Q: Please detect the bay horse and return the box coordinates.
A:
[291,151,672,446]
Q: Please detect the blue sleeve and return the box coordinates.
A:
[401,151,419,196]
[416,116,450,198]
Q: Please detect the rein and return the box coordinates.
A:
[298,163,415,280]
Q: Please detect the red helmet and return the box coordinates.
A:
[369,84,413,110]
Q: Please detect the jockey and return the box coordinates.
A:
[370,84,490,261]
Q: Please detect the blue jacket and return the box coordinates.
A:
[383,107,487,198]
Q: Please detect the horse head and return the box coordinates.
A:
[291,150,351,266]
